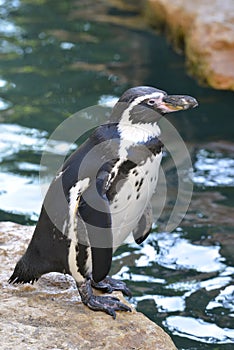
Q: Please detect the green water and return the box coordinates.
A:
[0,1,233,348]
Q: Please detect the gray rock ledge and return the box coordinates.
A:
[0,222,177,350]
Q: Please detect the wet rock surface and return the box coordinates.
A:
[0,222,177,350]
[141,0,234,90]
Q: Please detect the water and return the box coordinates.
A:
[0,1,234,348]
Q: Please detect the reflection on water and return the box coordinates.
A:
[141,232,226,273]
[113,228,234,346]
[0,0,234,349]
[0,123,47,157]
[0,123,46,219]
[0,123,79,220]
[194,149,234,187]
[165,316,234,344]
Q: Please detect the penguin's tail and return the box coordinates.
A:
[8,256,39,284]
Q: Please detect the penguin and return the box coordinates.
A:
[9,86,198,318]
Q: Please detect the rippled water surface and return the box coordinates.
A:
[0,1,234,349]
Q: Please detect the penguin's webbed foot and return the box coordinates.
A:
[85,294,131,319]
[77,279,131,319]
[91,275,132,297]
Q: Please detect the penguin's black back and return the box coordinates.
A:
[9,123,120,284]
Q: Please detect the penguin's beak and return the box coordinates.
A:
[160,94,198,113]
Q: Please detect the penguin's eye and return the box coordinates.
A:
[147,99,157,106]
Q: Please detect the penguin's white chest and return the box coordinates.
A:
[110,152,162,248]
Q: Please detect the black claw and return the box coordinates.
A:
[116,304,132,313]
[106,308,116,319]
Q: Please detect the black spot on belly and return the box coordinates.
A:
[135,181,139,187]
[136,194,140,199]
[136,178,144,192]
[127,194,131,200]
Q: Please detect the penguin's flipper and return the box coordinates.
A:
[132,202,153,245]
[78,169,113,283]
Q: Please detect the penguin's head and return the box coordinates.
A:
[110,86,198,125]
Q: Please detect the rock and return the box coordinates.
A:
[0,222,177,350]
[143,0,234,91]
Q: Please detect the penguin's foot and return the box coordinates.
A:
[91,275,132,297]
[77,279,131,319]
